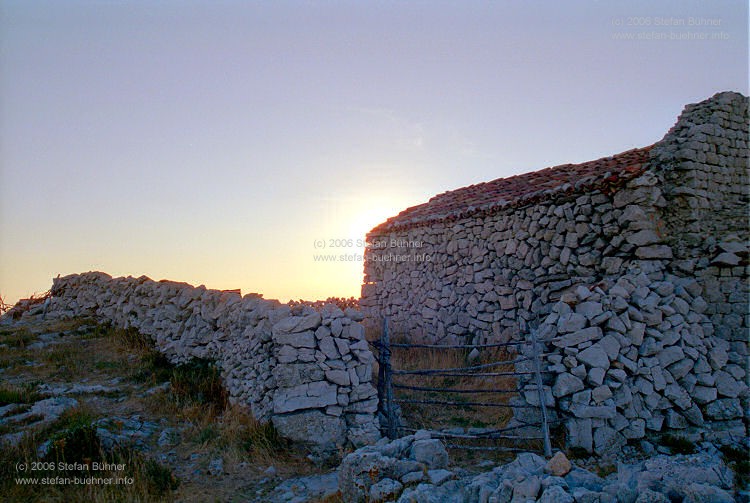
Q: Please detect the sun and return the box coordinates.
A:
[345,202,398,248]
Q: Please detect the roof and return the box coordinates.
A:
[369,145,653,235]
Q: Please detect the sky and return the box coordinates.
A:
[1,1,747,305]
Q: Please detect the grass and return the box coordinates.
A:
[0,327,35,349]
[112,323,295,472]
[658,434,695,455]
[169,359,228,413]
[0,383,44,406]
[0,316,337,501]
[129,348,173,384]
[0,405,180,502]
[720,444,749,488]
[370,329,537,464]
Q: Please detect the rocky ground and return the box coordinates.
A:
[0,314,335,502]
[0,312,747,502]
[336,431,749,502]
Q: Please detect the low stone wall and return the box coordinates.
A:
[42,272,381,454]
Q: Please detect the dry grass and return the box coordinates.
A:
[0,317,321,502]
[369,325,547,462]
[390,344,517,431]
[0,404,178,502]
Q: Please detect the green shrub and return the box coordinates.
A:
[113,326,153,352]
[170,358,228,412]
[46,424,102,466]
[720,445,749,487]
[144,458,180,495]
[0,384,42,405]
[130,349,173,384]
[659,434,695,454]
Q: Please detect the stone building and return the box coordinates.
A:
[361,92,748,452]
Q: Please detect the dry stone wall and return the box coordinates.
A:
[44,272,381,454]
[362,92,748,454]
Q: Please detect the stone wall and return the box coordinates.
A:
[361,91,748,453]
[42,272,381,454]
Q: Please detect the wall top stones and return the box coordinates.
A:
[369,91,747,236]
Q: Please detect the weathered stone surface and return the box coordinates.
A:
[577,345,610,369]
[513,474,541,500]
[272,313,322,335]
[705,398,743,420]
[369,478,403,502]
[270,472,340,502]
[714,370,745,398]
[553,373,584,398]
[272,410,345,452]
[692,386,717,404]
[593,426,625,455]
[539,485,574,503]
[273,382,338,413]
[576,301,604,320]
[657,346,684,368]
[553,326,603,347]
[627,230,661,246]
[557,313,588,333]
[712,252,741,266]
[427,469,453,486]
[570,404,616,419]
[545,451,572,477]
[410,439,448,469]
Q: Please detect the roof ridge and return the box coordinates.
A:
[369,145,654,235]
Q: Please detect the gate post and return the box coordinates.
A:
[530,325,553,457]
[382,317,397,439]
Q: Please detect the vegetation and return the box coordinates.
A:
[368,325,539,465]
[0,383,44,406]
[658,434,696,455]
[0,406,179,502]
[720,444,749,488]
[0,316,317,502]
[288,296,359,310]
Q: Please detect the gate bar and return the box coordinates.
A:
[530,325,553,457]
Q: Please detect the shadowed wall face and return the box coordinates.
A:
[361,92,749,454]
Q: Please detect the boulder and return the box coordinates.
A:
[410,438,449,469]
[545,451,572,477]
[272,410,345,454]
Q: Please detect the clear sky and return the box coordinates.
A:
[1,1,747,305]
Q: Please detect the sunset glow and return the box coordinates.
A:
[0,1,746,306]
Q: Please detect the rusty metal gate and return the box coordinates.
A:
[372,317,554,457]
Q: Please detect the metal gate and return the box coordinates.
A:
[372,317,554,457]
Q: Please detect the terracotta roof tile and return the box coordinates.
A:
[371,145,653,234]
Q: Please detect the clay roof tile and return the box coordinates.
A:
[370,145,653,234]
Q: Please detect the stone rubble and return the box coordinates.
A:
[335,432,740,503]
